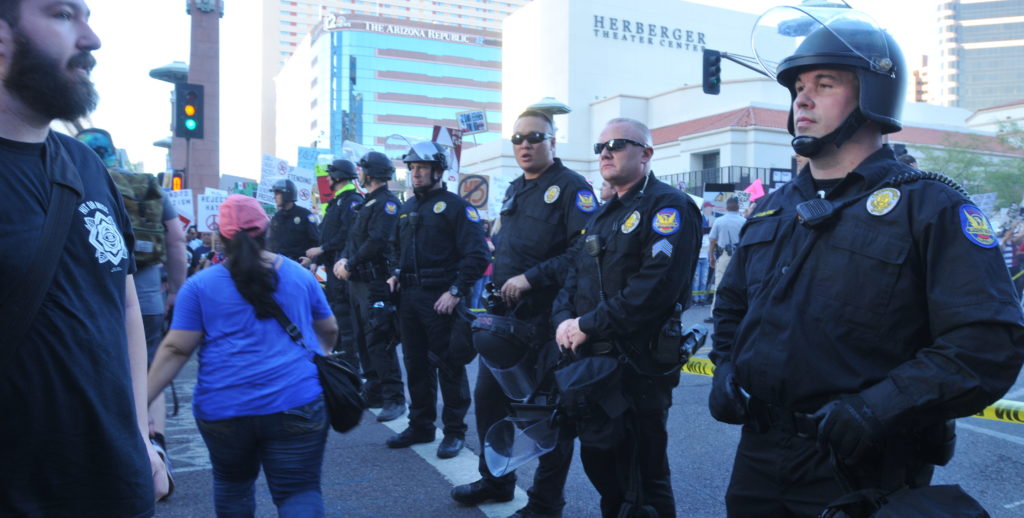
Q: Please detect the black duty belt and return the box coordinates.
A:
[745,395,818,438]
[399,270,450,288]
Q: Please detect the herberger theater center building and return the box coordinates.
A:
[460,0,1019,219]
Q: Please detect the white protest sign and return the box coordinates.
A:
[166,189,194,231]
[289,167,317,212]
[257,154,291,206]
[197,193,228,233]
[205,187,229,197]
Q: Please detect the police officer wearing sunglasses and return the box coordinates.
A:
[451,110,596,518]
[554,118,701,517]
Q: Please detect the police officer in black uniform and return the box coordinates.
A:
[451,110,597,518]
[334,151,406,423]
[383,142,488,459]
[268,178,319,262]
[553,118,700,518]
[709,8,1024,517]
[305,159,363,365]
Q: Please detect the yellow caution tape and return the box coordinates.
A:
[682,357,1024,425]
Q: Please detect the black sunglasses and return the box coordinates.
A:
[511,131,553,145]
[593,138,647,155]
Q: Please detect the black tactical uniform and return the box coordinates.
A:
[392,186,488,441]
[473,158,595,513]
[710,10,1024,517]
[553,172,701,518]
[319,184,363,362]
[268,204,319,262]
[342,185,404,409]
[712,149,1024,515]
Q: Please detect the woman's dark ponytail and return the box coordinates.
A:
[222,231,278,319]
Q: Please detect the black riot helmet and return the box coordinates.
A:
[271,178,297,203]
[472,313,538,401]
[753,6,905,157]
[357,151,395,181]
[326,159,358,181]
[402,141,449,171]
[403,141,450,194]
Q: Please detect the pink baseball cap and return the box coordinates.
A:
[218,194,269,239]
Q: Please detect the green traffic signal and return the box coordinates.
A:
[185,119,197,131]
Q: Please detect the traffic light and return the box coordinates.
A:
[174,83,204,139]
[703,49,721,95]
[171,170,185,191]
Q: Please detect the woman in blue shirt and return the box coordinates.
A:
[148,194,338,517]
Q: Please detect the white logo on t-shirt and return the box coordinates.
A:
[79,201,128,266]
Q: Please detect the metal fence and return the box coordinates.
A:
[658,166,778,197]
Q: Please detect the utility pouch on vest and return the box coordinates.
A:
[652,303,684,365]
[109,170,167,268]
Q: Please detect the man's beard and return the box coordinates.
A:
[4,31,98,122]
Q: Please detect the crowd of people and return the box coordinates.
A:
[4,1,1024,518]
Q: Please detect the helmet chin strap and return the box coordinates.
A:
[413,167,442,195]
[791,109,867,158]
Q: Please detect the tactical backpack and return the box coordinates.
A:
[108,169,167,268]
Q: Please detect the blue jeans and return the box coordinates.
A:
[196,397,329,518]
[691,257,710,305]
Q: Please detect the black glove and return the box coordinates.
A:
[708,362,746,425]
[812,395,885,465]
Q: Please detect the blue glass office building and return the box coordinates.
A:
[302,13,503,158]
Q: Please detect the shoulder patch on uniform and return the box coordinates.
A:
[384,201,398,215]
[349,200,360,211]
[751,208,780,218]
[652,238,673,258]
[960,204,997,248]
[621,210,640,234]
[575,190,597,213]
[307,214,317,224]
[652,208,681,235]
[466,206,481,222]
[293,216,301,225]
[866,188,901,216]
[544,185,560,204]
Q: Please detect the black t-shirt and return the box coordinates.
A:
[0,132,153,517]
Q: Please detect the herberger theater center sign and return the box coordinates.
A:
[592,14,707,51]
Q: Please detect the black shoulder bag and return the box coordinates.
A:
[0,135,80,355]
[265,299,367,433]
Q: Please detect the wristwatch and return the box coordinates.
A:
[449,285,462,297]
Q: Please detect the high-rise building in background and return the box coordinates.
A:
[930,0,1024,110]
[261,0,529,157]
[275,13,502,162]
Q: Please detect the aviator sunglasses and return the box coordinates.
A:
[511,131,553,145]
[593,138,647,155]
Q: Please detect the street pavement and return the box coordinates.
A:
[153,305,1024,517]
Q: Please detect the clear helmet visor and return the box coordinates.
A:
[483,405,558,477]
[752,4,893,80]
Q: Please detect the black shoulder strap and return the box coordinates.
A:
[0,138,80,345]
[265,293,315,355]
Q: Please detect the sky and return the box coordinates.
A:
[81,0,940,180]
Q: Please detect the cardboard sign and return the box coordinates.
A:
[166,189,194,231]
[257,154,289,206]
[197,193,228,233]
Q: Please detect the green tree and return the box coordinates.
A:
[918,124,1024,207]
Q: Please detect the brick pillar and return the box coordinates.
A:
[171,0,221,196]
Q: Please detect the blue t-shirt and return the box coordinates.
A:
[0,133,152,517]
[172,256,331,420]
